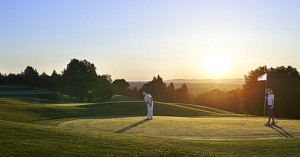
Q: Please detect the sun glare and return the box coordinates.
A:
[203,53,231,78]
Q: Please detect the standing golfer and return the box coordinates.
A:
[265,88,275,126]
[143,92,153,120]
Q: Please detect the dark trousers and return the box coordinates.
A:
[268,106,274,118]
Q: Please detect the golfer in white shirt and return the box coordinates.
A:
[143,92,154,120]
[265,88,276,126]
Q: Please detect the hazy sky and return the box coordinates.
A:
[1,0,300,81]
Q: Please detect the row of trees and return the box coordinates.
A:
[139,75,191,103]
[111,75,191,103]
[0,59,113,101]
[0,66,60,90]
[194,89,241,113]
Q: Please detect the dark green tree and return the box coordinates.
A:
[0,73,7,84]
[61,59,96,100]
[175,83,190,103]
[51,70,61,90]
[166,82,176,102]
[139,75,168,101]
[0,73,4,84]
[112,79,129,94]
[226,89,241,113]
[22,66,40,87]
[6,73,22,84]
[39,72,53,90]
[97,75,113,100]
[61,59,112,101]
[194,89,241,113]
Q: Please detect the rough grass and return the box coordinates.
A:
[0,86,300,156]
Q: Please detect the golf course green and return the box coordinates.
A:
[0,85,299,156]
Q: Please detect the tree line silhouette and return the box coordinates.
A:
[111,75,191,103]
[139,75,191,103]
[0,59,112,101]
[1,59,300,118]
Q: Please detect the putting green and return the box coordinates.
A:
[58,116,300,140]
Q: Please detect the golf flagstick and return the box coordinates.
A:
[257,72,267,118]
[264,88,266,118]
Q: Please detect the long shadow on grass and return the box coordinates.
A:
[267,125,293,138]
[115,119,149,134]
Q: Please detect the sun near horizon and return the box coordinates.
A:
[202,53,232,79]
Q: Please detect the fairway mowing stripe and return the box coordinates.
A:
[97,101,229,115]
[157,102,225,115]
[175,103,233,114]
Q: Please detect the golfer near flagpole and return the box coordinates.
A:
[264,88,276,126]
[257,73,267,117]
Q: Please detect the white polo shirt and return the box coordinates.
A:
[267,94,274,106]
[144,94,153,105]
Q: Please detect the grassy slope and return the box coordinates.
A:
[0,93,235,124]
[0,86,300,156]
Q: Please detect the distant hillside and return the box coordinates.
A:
[165,78,244,84]
[129,79,244,94]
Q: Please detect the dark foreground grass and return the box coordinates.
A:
[1,120,300,157]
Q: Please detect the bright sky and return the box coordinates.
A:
[1,0,300,81]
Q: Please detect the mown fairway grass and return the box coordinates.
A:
[0,85,299,156]
[59,116,300,140]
